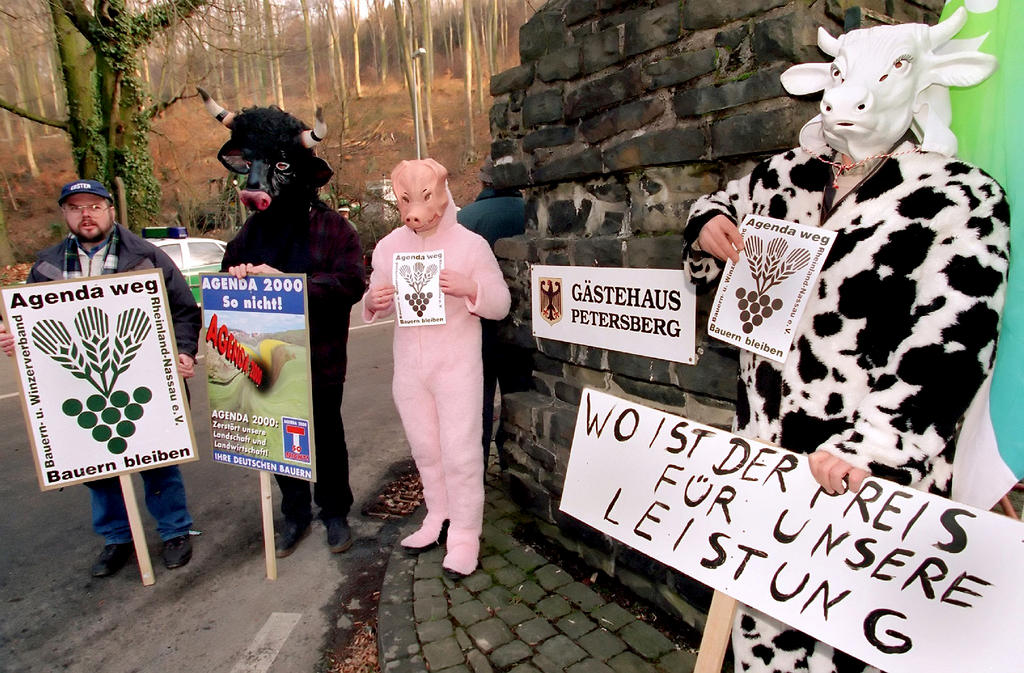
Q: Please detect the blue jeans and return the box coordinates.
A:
[86,466,193,544]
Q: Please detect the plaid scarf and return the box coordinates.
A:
[63,226,120,278]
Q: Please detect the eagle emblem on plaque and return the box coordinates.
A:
[539,277,562,325]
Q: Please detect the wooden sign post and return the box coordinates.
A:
[693,591,737,673]
[260,470,278,580]
[119,474,155,586]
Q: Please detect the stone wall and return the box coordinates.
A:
[488,0,944,629]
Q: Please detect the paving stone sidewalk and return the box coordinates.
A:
[377,477,699,673]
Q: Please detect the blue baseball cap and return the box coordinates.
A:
[58,179,113,205]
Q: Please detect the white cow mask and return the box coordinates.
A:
[780,7,996,162]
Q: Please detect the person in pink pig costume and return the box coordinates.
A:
[363,158,511,577]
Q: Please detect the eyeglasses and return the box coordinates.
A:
[62,204,110,215]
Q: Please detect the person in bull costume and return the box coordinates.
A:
[681,10,1008,673]
[199,90,365,557]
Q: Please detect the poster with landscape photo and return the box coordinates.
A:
[201,273,316,481]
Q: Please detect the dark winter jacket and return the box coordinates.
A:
[456,187,525,248]
[220,201,365,386]
[27,223,201,357]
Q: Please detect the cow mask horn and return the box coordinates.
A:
[197,87,235,128]
[779,7,997,161]
[300,108,327,148]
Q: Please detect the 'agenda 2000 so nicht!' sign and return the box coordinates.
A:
[1,271,198,490]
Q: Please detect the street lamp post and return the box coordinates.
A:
[412,47,427,159]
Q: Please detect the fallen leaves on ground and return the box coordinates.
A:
[326,620,378,673]
[361,471,423,519]
[0,263,31,285]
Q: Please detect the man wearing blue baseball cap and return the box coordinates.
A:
[0,179,201,577]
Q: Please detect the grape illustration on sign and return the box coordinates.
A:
[394,250,446,326]
[33,306,154,455]
[708,214,836,362]
[398,261,438,317]
[734,237,810,335]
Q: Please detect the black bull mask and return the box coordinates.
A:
[199,88,333,211]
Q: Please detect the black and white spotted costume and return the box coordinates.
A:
[683,142,1009,673]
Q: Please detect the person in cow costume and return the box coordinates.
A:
[200,90,366,557]
[363,158,511,577]
[682,9,1009,673]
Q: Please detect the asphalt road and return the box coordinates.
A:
[0,308,409,673]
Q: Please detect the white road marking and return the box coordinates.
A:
[0,392,18,401]
[350,319,394,331]
[229,612,302,673]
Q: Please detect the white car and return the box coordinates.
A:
[144,228,227,304]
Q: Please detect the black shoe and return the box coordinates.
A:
[162,535,193,569]
[91,543,133,578]
[443,566,471,581]
[325,517,352,553]
[275,520,311,558]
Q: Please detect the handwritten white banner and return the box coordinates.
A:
[560,388,1024,673]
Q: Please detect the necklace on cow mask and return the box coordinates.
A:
[810,145,923,189]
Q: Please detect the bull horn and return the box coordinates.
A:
[928,6,968,50]
[817,26,841,57]
[197,87,235,128]
[300,106,327,148]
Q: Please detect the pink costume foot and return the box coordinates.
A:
[442,528,480,577]
[401,517,449,550]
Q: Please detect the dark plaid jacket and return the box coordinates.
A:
[220,200,365,386]
[28,223,201,357]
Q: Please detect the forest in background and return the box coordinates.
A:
[0,0,533,271]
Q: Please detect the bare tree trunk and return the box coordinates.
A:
[473,6,484,113]
[446,0,454,67]
[29,55,48,119]
[2,108,13,142]
[371,0,389,86]
[462,0,474,157]
[0,199,13,266]
[477,1,490,80]
[3,24,39,177]
[263,0,284,107]
[299,0,318,106]
[347,0,362,99]
[140,51,152,88]
[394,0,424,157]
[420,0,434,143]
[246,0,267,104]
[228,0,242,107]
[394,0,414,97]
[44,40,64,118]
[488,0,498,74]
[324,1,339,98]
[326,0,349,129]
[155,28,176,103]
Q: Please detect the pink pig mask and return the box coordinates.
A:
[392,158,450,236]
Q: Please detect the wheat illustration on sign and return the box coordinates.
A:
[736,236,811,334]
[399,261,438,317]
[31,306,154,455]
